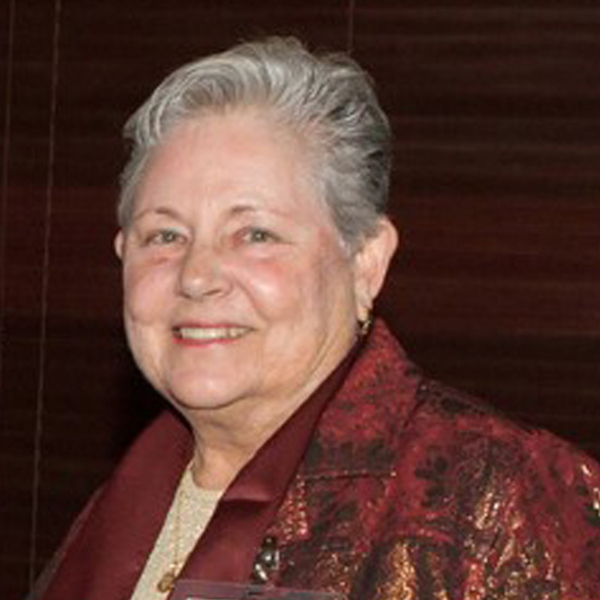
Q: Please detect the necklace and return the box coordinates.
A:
[156,474,187,593]
[154,466,224,595]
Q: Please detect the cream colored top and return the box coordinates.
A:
[130,467,224,600]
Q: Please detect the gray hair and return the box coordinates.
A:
[119,37,392,251]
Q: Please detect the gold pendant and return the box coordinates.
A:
[157,567,178,593]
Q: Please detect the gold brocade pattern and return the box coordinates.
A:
[273,436,600,599]
[591,485,600,517]
[310,551,362,599]
[582,462,600,522]
[377,542,417,600]
[270,478,309,544]
[472,479,502,534]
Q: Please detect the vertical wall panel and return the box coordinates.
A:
[0,1,62,597]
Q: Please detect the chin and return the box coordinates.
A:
[165,378,245,413]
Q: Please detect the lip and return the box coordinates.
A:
[172,322,253,346]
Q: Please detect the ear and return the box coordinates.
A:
[352,217,399,321]
[114,230,125,260]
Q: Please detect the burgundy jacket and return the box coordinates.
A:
[31,321,600,600]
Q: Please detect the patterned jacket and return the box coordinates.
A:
[32,320,600,600]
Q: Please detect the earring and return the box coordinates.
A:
[358,310,373,336]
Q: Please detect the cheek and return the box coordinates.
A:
[122,285,165,379]
[122,260,172,321]
[237,258,318,318]
[123,273,148,322]
[238,253,347,324]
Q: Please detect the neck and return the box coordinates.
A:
[185,391,310,490]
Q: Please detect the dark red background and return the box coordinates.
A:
[1,2,599,599]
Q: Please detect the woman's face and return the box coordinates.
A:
[116,109,369,424]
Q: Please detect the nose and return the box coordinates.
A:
[177,241,231,301]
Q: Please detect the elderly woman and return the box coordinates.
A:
[32,38,600,600]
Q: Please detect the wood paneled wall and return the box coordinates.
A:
[1,2,599,599]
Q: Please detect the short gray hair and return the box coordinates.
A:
[119,37,392,250]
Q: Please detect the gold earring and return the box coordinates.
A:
[358,311,373,336]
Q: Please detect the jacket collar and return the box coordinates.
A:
[267,320,421,554]
[301,319,421,478]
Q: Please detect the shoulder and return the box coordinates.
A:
[384,375,600,595]
[333,321,600,595]
[409,375,600,484]
[399,375,600,512]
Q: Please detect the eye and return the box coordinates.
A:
[241,227,279,244]
[145,229,185,246]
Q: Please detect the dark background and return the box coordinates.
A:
[1,2,599,599]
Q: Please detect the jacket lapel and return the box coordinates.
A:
[267,321,421,594]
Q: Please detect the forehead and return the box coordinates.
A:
[153,108,311,177]
[134,108,331,221]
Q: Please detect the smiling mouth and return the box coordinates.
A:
[174,326,251,342]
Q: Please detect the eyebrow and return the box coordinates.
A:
[131,206,182,222]
[229,204,259,217]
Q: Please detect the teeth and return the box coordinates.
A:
[177,327,249,341]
